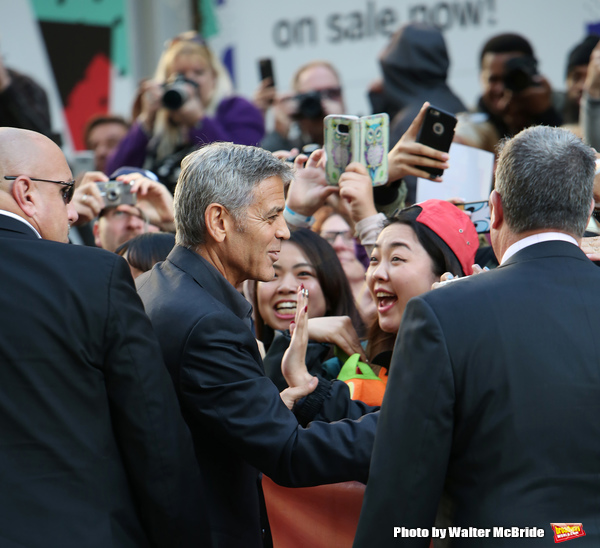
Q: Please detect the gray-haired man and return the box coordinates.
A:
[354,125,600,547]
[137,142,376,547]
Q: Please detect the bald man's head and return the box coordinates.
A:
[0,128,77,242]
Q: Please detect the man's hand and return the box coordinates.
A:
[338,162,378,224]
[388,102,450,182]
[279,377,319,410]
[286,149,338,218]
[281,285,314,388]
[253,78,276,114]
[307,315,367,361]
[72,171,108,225]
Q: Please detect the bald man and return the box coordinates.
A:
[0,128,209,547]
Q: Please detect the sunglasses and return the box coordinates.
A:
[4,176,75,204]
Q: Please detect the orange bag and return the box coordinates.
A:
[337,353,387,406]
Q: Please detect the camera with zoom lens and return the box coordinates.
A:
[162,75,198,110]
[292,91,325,120]
[96,181,137,208]
[503,56,539,93]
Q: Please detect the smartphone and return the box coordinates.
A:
[416,106,457,177]
[258,58,275,87]
[359,113,389,186]
[323,115,360,185]
[457,200,490,233]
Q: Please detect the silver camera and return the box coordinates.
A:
[96,181,137,208]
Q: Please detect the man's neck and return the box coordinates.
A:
[498,229,579,265]
[194,243,242,288]
[0,209,42,238]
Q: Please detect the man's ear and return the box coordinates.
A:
[204,203,231,243]
[11,176,37,217]
[489,190,503,230]
[92,220,102,248]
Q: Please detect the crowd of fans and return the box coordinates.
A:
[2,19,600,548]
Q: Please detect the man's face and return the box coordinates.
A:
[566,65,589,104]
[94,205,151,252]
[295,65,345,144]
[222,176,290,286]
[30,154,78,243]
[87,122,128,174]
[480,52,524,117]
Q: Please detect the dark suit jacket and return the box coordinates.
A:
[354,241,600,547]
[137,245,376,548]
[0,215,208,548]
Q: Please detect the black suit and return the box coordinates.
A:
[0,215,208,548]
[137,245,376,548]
[354,241,600,547]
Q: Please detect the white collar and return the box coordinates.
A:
[0,210,42,238]
[501,232,578,265]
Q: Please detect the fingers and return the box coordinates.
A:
[79,171,108,186]
[272,149,296,161]
[404,101,430,140]
[344,161,368,175]
[306,148,324,168]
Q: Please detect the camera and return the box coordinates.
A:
[293,91,325,120]
[162,75,198,110]
[503,56,539,93]
[96,181,137,208]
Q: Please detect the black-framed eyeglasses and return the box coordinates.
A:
[4,175,75,204]
[321,230,354,245]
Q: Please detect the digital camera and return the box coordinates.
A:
[503,56,539,93]
[96,181,137,208]
[162,75,198,110]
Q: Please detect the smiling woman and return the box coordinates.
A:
[366,199,478,362]
[252,228,365,390]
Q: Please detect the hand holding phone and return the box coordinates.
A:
[415,105,457,177]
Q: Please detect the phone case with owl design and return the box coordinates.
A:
[359,113,389,186]
[324,115,360,185]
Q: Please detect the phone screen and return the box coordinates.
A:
[258,58,275,87]
[457,200,490,233]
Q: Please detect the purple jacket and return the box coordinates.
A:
[106,95,265,175]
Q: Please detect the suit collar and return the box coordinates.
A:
[501,239,587,268]
[0,212,40,239]
[166,245,252,323]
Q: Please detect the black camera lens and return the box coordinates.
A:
[106,189,119,202]
[297,92,324,120]
[503,56,539,93]
[162,88,187,109]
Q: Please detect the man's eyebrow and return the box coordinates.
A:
[265,206,284,216]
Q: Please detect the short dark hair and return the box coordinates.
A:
[495,126,595,237]
[479,33,535,67]
[83,114,129,148]
[115,232,175,273]
[566,35,600,77]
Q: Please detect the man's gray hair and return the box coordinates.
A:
[495,126,596,237]
[174,142,293,247]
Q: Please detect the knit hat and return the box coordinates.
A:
[414,199,479,275]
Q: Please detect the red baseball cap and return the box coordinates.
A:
[415,199,479,275]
